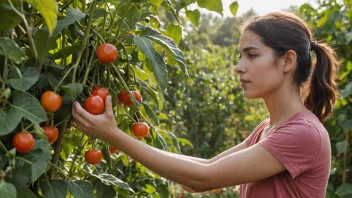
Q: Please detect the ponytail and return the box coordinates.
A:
[304,41,340,122]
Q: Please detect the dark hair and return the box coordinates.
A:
[241,11,340,122]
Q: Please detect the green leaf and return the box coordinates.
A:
[229,1,239,16]
[0,110,6,131]
[0,2,22,31]
[16,187,38,198]
[11,90,47,124]
[40,180,68,198]
[335,183,352,195]
[166,23,183,45]
[140,27,188,77]
[7,67,40,91]
[134,36,168,91]
[25,0,57,36]
[24,139,51,182]
[149,0,163,7]
[0,38,24,62]
[156,133,168,150]
[177,138,193,148]
[91,173,135,193]
[156,183,170,198]
[61,83,84,101]
[0,180,16,198]
[342,82,352,98]
[167,132,181,153]
[137,79,162,111]
[197,0,223,16]
[67,180,95,198]
[186,9,200,27]
[341,120,352,132]
[142,102,160,125]
[0,108,22,136]
[95,180,116,198]
[34,30,57,66]
[161,0,181,24]
[51,8,86,37]
[52,43,81,59]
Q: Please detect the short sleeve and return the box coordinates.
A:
[259,119,321,179]
[245,118,269,146]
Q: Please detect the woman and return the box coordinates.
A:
[72,11,339,197]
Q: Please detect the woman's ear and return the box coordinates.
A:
[282,50,297,73]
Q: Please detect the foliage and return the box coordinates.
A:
[297,0,352,197]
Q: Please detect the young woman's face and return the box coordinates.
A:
[235,30,285,99]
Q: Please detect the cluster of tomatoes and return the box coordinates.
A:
[12,43,150,166]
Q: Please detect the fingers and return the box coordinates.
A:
[72,101,91,120]
[104,95,114,118]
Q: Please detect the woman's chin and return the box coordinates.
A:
[243,92,259,99]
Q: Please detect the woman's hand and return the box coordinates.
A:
[72,95,118,140]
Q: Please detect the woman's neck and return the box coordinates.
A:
[263,84,307,128]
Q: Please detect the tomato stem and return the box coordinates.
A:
[114,3,131,41]
[68,133,85,176]
[72,1,97,83]
[82,43,98,85]
[8,0,38,67]
[0,141,8,155]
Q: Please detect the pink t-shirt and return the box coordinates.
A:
[240,110,331,198]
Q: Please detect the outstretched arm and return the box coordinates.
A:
[72,96,285,192]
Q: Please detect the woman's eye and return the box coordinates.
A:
[248,53,257,58]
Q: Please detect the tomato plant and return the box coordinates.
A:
[85,149,103,165]
[84,95,104,115]
[96,43,118,64]
[42,126,59,144]
[91,87,110,102]
[13,132,35,153]
[0,0,238,197]
[132,122,149,138]
[109,145,119,153]
[40,91,62,112]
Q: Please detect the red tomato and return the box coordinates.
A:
[131,122,149,138]
[42,126,59,144]
[13,132,35,153]
[85,149,103,164]
[41,91,62,112]
[118,90,142,106]
[91,87,110,102]
[109,145,119,153]
[84,95,104,115]
[117,89,128,105]
[96,44,118,64]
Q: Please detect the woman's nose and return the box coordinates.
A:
[235,61,246,74]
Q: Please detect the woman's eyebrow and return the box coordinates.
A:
[239,46,260,53]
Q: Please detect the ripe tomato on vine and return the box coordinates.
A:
[118,89,142,106]
[42,126,59,144]
[132,122,149,138]
[40,91,62,112]
[13,132,35,153]
[91,87,110,102]
[85,149,103,164]
[109,145,119,153]
[96,44,118,64]
[84,95,104,115]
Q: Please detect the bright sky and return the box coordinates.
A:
[217,0,314,17]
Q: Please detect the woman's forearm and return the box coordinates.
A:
[107,129,209,192]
